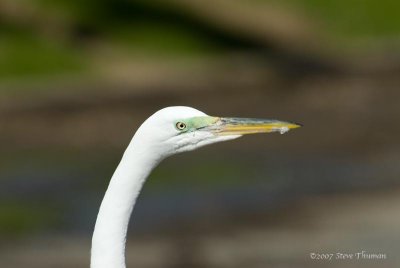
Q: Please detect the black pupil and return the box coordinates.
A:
[178,123,185,129]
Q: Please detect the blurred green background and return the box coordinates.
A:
[1,1,400,267]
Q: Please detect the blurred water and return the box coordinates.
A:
[1,150,398,237]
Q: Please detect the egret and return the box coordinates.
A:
[91,106,301,268]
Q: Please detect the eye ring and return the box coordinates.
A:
[176,122,187,130]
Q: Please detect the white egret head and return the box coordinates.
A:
[92,106,302,268]
[132,106,301,159]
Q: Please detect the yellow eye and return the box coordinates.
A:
[176,122,187,130]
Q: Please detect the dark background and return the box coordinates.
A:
[0,1,399,267]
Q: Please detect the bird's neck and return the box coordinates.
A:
[91,136,162,268]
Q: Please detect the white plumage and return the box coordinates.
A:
[91,106,300,268]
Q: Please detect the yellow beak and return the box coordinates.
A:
[214,117,302,135]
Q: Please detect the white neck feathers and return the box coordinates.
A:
[91,133,162,268]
